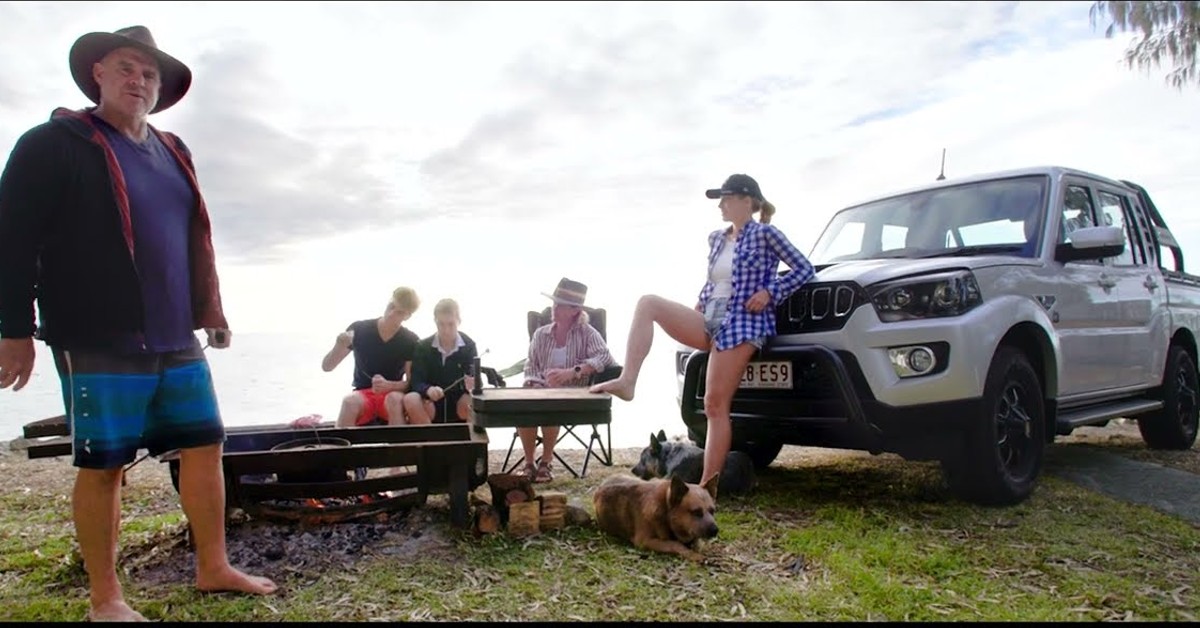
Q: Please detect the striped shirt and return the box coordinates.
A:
[523,318,617,387]
[697,221,816,351]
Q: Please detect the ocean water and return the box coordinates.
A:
[1,330,687,452]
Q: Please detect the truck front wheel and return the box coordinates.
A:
[686,427,782,470]
[1138,345,1199,450]
[942,346,1046,506]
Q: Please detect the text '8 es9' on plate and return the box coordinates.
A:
[739,361,792,389]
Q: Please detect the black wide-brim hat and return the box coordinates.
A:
[69,25,192,114]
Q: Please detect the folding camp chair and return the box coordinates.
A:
[500,306,621,478]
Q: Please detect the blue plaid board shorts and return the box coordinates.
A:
[703,297,766,350]
[52,341,226,469]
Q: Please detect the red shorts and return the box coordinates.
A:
[355,389,393,426]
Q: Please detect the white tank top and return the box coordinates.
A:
[548,346,569,369]
[710,241,735,299]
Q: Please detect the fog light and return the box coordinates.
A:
[888,345,938,378]
[908,347,935,373]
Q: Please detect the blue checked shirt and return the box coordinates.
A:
[697,221,816,351]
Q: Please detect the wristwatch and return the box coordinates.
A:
[574,365,582,375]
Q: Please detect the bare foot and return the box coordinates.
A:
[197,565,278,595]
[589,378,635,401]
[87,600,148,622]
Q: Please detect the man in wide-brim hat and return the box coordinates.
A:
[69,25,192,114]
[0,26,277,621]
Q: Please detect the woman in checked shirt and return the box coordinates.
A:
[592,173,815,492]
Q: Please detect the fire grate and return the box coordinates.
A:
[236,466,424,525]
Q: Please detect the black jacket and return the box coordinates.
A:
[409,332,479,398]
[0,108,227,348]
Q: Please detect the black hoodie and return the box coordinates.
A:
[0,108,226,349]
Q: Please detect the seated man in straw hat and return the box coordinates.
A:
[0,26,276,620]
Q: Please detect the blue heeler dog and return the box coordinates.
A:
[631,430,756,497]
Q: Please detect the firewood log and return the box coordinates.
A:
[473,503,501,536]
[487,473,536,524]
[507,501,540,537]
[536,491,567,514]
[538,513,566,531]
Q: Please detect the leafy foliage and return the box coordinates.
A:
[1090,1,1200,88]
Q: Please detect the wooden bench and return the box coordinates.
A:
[470,387,613,478]
[19,415,488,528]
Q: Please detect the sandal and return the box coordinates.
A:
[533,460,553,483]
[520,463,537,479]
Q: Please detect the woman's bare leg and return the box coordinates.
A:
[591,295,708,401]
[700,343,758,488]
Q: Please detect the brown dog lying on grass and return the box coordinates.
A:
[593,473,719,562]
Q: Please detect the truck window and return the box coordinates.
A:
[1123,195,1152,266]
[1060,185,1096,245]
[808,175,1048,264]
[881,224,907,250]
[1096,190,1138,266]
[820,221,867,260]
[953,219,1026,246]
[1160,244,1180,272]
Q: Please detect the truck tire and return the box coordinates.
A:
[1138,345,1199,450]
[685,427,782,470]
[732,440,783,470]
[941,346,1045,506]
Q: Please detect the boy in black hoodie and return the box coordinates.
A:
[403,298,479,423]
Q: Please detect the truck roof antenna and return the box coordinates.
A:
[936,148,946,181]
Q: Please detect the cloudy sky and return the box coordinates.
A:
[1,0,1198,359]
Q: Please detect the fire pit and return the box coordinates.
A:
[20,416,489,527]
[161,423,488,526]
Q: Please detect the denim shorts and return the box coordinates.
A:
[703,297,766,349]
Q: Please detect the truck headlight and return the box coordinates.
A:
[869,271,982,322]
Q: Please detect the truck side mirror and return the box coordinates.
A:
[1054,225,1125,263]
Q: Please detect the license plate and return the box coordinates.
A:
[739,361,793,389]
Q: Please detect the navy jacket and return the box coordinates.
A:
[409,332,479,399]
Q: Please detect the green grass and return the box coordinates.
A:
[1,451,1198,621]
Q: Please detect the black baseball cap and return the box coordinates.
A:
[705,173,765,201]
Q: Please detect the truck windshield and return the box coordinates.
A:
[810,175,1050,264]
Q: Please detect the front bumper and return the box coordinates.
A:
[677,343,981,461]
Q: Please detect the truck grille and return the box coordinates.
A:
[775,282,867,334]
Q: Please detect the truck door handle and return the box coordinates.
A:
[1144,276,1158,291]
[1098,275,1117,289]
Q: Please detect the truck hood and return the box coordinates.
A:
[811,255,1036,287]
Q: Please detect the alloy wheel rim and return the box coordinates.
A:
[1177,361,1198,436]
[995,383,1034,478]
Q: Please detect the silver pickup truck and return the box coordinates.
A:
[675,166,1200,505]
